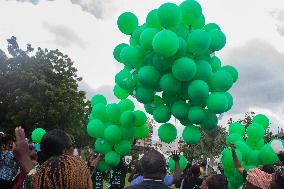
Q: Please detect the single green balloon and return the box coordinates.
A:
[160,74,182,94]
[105,151,120,167]
[208,29,226,51]
[207,92,229,114]
[188,106,206,124]
[153,55,173,72]
[210,56,222,72]
[91,94,107,107]
[191,14,205,29]
[168,155,187,172]
[188,80,209,103]
[134,110,147,127]
[152,30,179,57]
[259,144,279,165]
[140,28,159,50]
[91,103,108,122]
[113,43,128,63]
[97,159,110,172]
[104,125,122,144]
[119,99,135,112]
[182,125,201,144]
[203,23,221,32]
[146,9,162,29]
[115,69,137,91]
[211,70,233,92]
[120,46,143,68]
[201,112,218,130]
[87,119,106,138]
[187,29,211,54]
[252,114,269,129]
[246,123,265,141]
[226,133,243,146]
[179,118,192,126]
[162,92,179,105]
[114,140,132,156]
[172,57,197,81]
[113,85,129,100]
[120,110,136,128]
[117,12,138,35]
[180,0,202,26]
[121,126,135,140]
[157,3,182,28]
[106,103,121,123]
[135,86,154,104]
[153,104,171,123]
[229,122,245,136]
[158,123,177,143]
[134,124,149,139]
[194,60,212,81]
[222,65,238,83]
[31,128,46,143]
[171,100,189,120]
[94,138,113,154]
[246,150,260,166]
[225,92,233,112]
[138,65,160,88]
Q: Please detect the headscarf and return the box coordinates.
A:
[246,168,272,189]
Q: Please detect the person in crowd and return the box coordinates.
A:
[124,149,171,189]
[182,164,203,189]
[130,151,181,187]
[217,162,227,183]
[88,154,104,189]
[128,162,142,184]
[109,159,128,189]
[200,174,228,189]
[0,134,19,189]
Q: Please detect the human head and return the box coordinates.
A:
[2,134,14,150]
[31,155,92,189]
[140,149,166,180]
[218,162,224,173]
[191,164,201,176]
[40,129,73,163]
[201,174,228,189]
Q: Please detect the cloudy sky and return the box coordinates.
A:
[0,0,284,134]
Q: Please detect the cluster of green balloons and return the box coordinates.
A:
[221,114,282,189]
[114,0,238,144]
[87,94,149,171]
[31,128,46,144]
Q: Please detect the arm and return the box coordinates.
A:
[230,143,244,174]
[90,154,103,169]
[172,151,181,184]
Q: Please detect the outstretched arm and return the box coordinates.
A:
[230,143,244,174]
[172,151,181,184]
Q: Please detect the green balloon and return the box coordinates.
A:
[211,70,233,92]
[171,25,190,40]
[180,0,202,26]
[144,95,164,115]
[121,126,135,140]
[171,100,189,120]
[139,28,159,50]
[153,104,171,123]
[208,29,226,51]
[134,110,147,127]
[203,23,221,32]
[97,160,110,172]
[131,25,146,44]
[229,122,245,136]
[115,69,137,91]
[210,56,222,72]
[246,137,264,150]
[91,103,108,122]
[221,148,242,169]
[106,103,121,123]
[31,128,46,143]
[120,110,136,128]
[207,92,229,114]
[191,14,205,29]
[158,123,177,143]
[225,92,233,111]
[259,144,279,165]
[172,57,196,81]
[135,86,154,104]
[153,55,173,72]
[188,106,206,124]
[117,12,138,35]
[144,52,154,65]
[168,155,187,172]
[91,94,107,106]
[134,124,149,139]
[173,37,188,58]
[113,43,128,63]
[188,80,209,104]
[247,150,260,166]
[119,99,135,112]
[114,140,132,156]
[152,30,179,57]
[87,119,106,138]
[120,46,143,68]
[162,92,179,105]
[235,141,250,160]
[179,82,190,100]
[138,66,160,88]
[113,85,129,100]
[94,138,112,154]
[157,3,182,28]
[246,123,265,141]
[146,9,162,29]
[222,65,238,83]
[182,125,201,144]
[104,125,122,144]
[187,29,211,54]
[201,112,218,130]
[105,151,120,167]
[179,118,192,126]
[226,133,243,146]
[252,114,269,129]
[160,74,181,94]
[194,60,212,81]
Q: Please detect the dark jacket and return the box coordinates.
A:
[124,180,171,189]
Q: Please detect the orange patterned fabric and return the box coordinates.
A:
[246,168,272,189]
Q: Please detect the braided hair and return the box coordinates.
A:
[31,155,92,189]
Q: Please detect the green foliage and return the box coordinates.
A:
[0,37,90,147]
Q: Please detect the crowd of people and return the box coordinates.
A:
[0,127,283,189]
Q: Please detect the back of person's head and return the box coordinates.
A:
[262,165,275,174]
[274,169,284,189]
[191,164,201,176]
[40,129,73,163]
[1,134,14,150]
[31,155,92,189]
[140,149,166,180]
[204,174,228,189]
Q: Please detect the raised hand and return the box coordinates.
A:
[171,150,180,162]
[13,126,29,161]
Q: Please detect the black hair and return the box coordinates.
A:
[207,174,228,189]
[140,149,166,180]
[191,164,201,176]
[262,165,275,174]
[39,129,72,163]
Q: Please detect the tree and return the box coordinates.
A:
[0,37,91,147]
